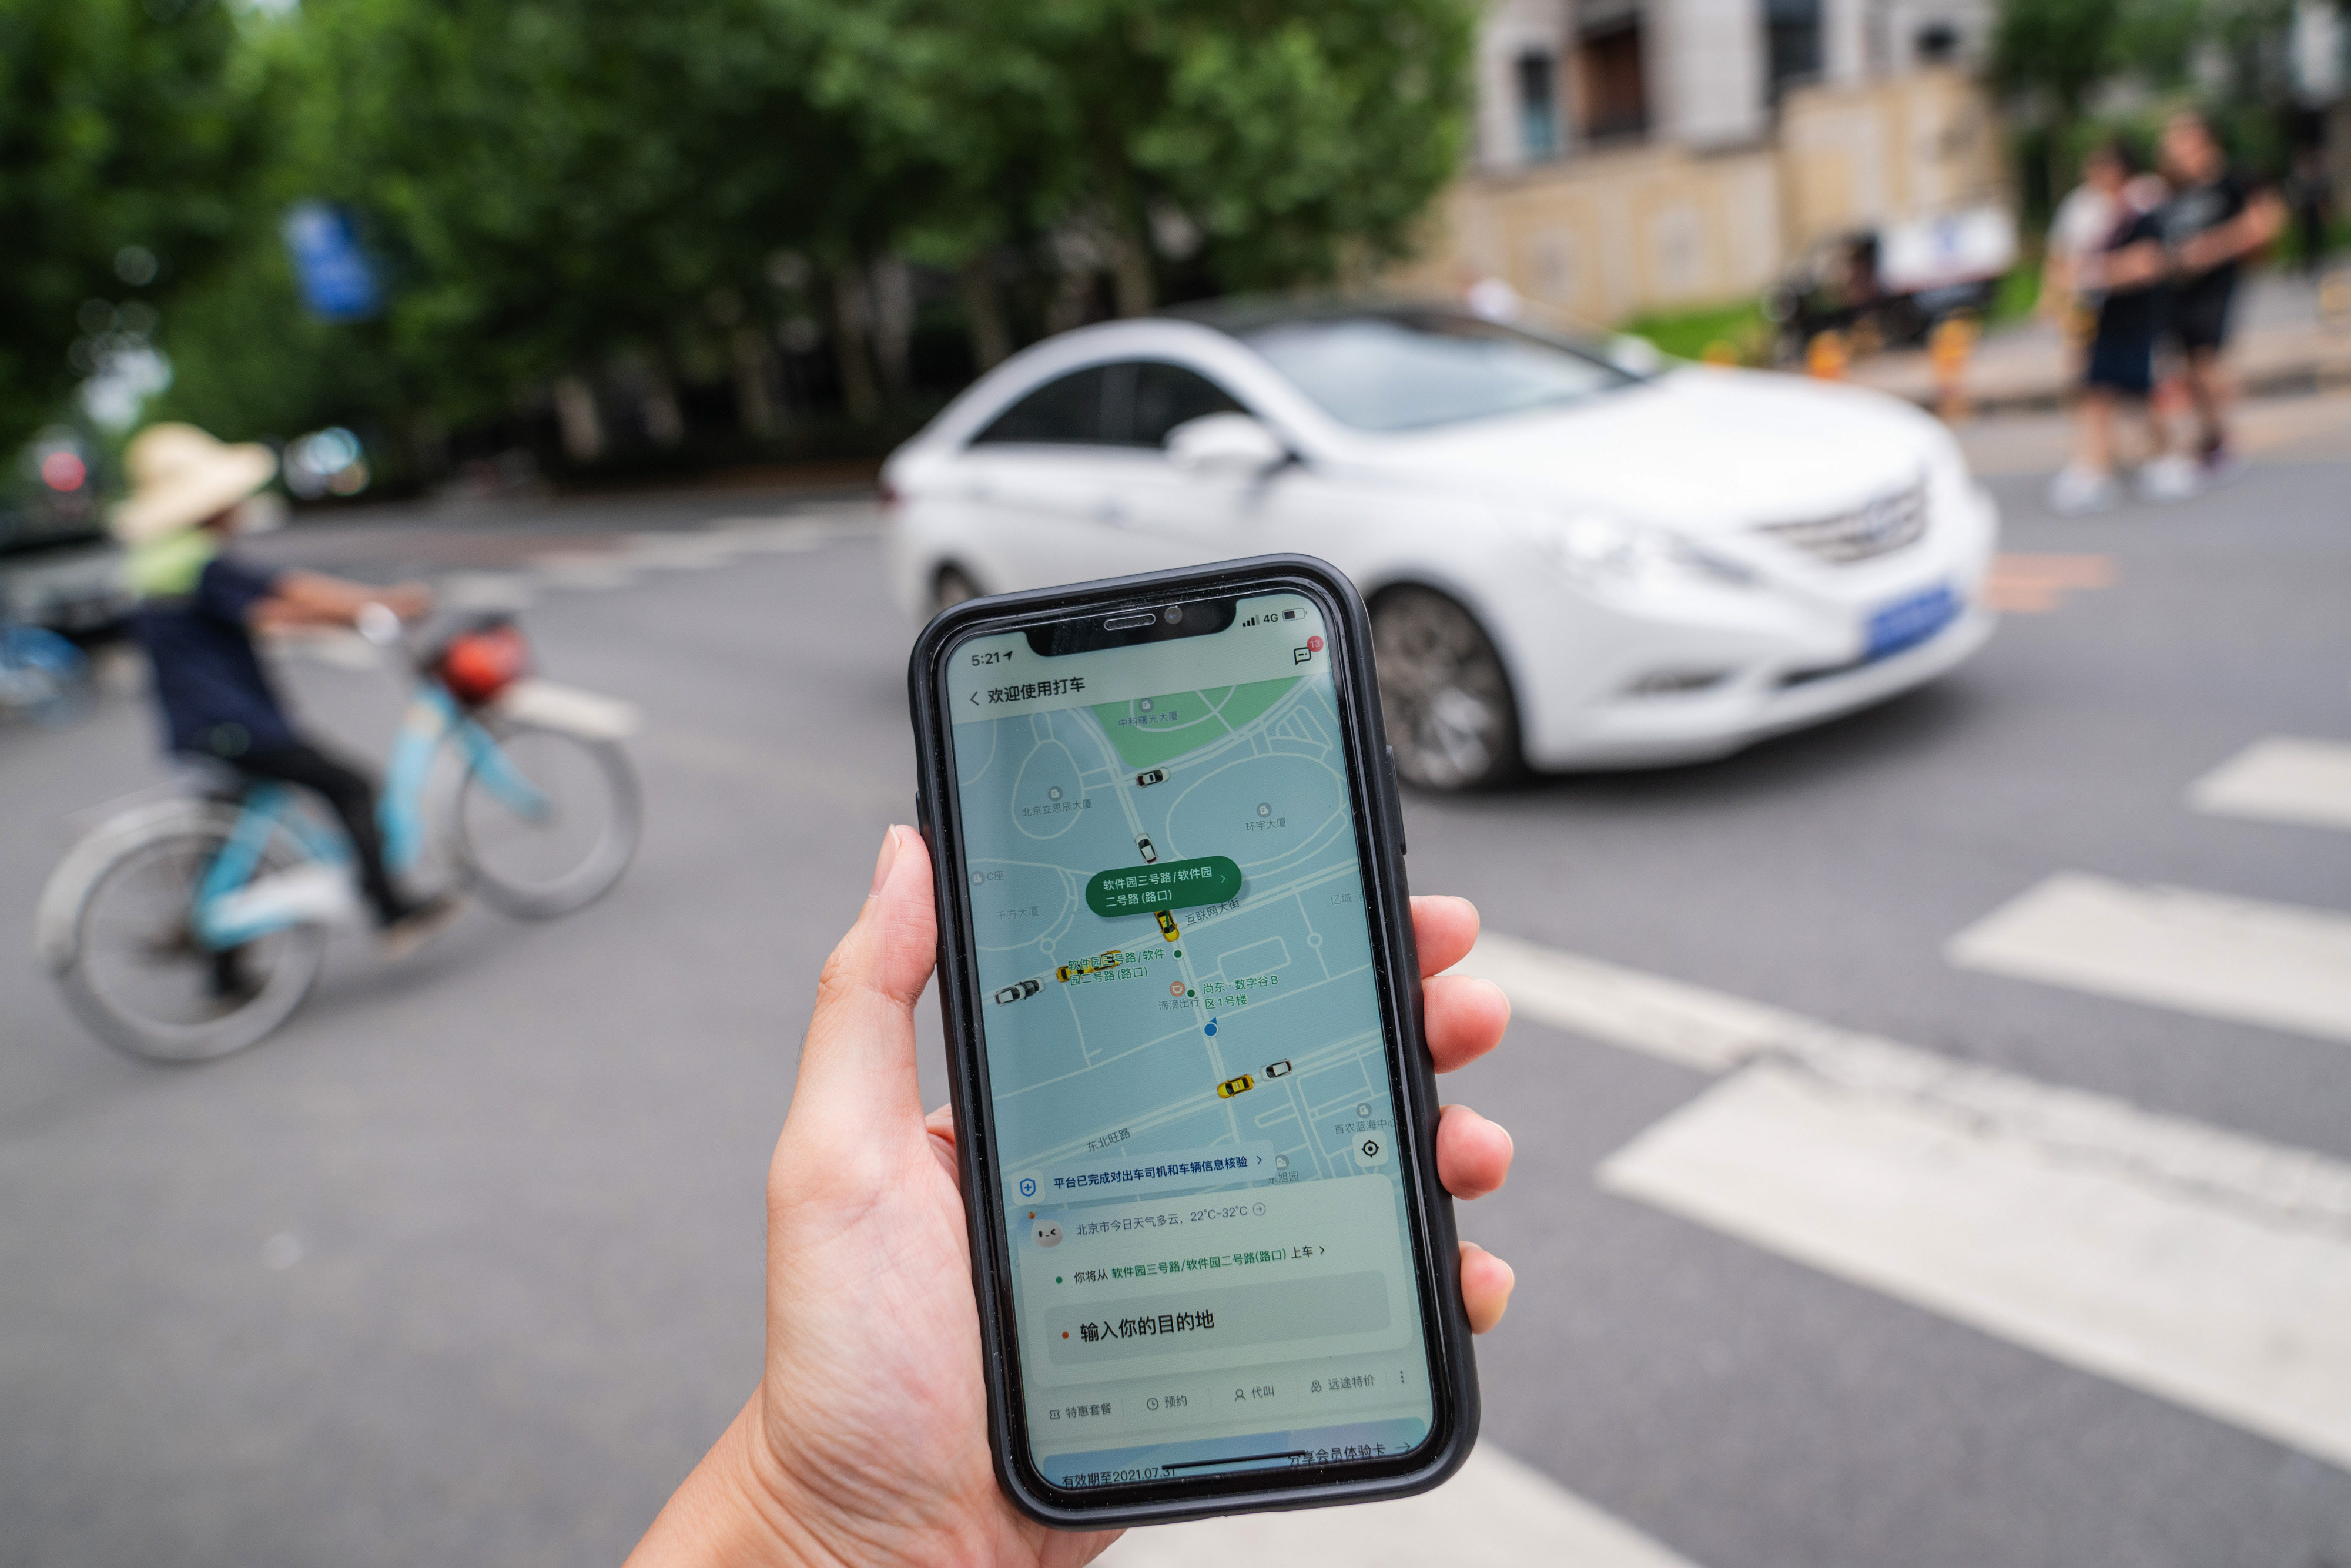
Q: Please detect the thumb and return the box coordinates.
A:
[788,825,939,1143]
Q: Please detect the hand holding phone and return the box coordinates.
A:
[908,557,1509,1526]
[627,562,1515,1566]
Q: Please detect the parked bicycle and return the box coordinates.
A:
[36,610,639,1061]
[0,616,94,728]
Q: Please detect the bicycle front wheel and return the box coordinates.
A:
[58,825,326,1062]
[455,724,640,919]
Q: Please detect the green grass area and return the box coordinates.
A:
[1987,263,2041,327]
[1089,678,1300,769]
[1620,262,2045,367]
[1617,300,1771,364]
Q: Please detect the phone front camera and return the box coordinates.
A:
[1163,605,1183,624]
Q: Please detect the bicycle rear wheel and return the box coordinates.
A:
[58,825,325,1062]
[455,724,639,919]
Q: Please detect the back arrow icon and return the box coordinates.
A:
[969,691,979,705]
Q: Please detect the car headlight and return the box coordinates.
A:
[1542,514,1758,592]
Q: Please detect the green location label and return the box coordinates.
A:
[1086,856,1243,918]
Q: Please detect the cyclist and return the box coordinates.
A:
[112,423,457,989]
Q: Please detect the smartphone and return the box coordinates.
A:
[907,554,1478,1527]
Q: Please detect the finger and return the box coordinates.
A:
[1423,973,1508,1075]
[925,1102,959,1181]
[1460,1243,1515,1334]
[1411,895,1480,978]
[1435,1104,1512,1200]
[788,826,939,1137]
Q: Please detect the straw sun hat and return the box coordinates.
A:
[110,423,278,545]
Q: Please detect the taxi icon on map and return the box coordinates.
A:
[1056,949,1124,983]
[1135,769,1166,786]
[1155,910,1180,942]
[993,978,1041,1006]
[1217,1073,1255,1099]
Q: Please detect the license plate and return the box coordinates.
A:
[1865,583,1960,661]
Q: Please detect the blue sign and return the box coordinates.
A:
[280,202,381,321]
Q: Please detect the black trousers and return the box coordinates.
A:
[235,743,404,925]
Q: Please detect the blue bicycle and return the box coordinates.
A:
[0,617,94,728]
[36,614,639,1061]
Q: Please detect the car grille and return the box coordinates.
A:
[1756,480,1927,565]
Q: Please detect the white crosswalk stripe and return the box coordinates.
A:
[1947,873,2351,1044]
[2191,736,2351,832]
[1448,934,2351,1472]
[1096,1444,1702,1568]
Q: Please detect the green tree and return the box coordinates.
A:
[811,0,1475,325]
[0,0,267,453]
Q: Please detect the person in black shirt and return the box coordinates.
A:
[2049,142,2186,513]
[2156,110,2286,480]
[116,424,456,988]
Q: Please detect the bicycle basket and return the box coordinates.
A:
[437,619,531,706]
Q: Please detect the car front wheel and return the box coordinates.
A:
[933,565,983,614]
[1371,587,1523,791]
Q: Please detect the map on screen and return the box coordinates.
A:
[955,667,1392,1182]
[945,591,1435,1490]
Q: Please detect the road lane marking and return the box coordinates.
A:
[2191,737,2351,832]
[1096,1444,1700,1567]
[1451,934,2351,1228]
[1452,933,2351,1469]
[1451,932,1792,1072]
[525,549,639,590]
[1598,1063,2351,1472]
[1947,873,2351,1044]
[1979,553,2114,613]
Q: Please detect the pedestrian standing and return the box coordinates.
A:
[2155,110,2288,484]
[2287,145,2333,277]
[2048,142,2185,514]
[2043,145,2125,359]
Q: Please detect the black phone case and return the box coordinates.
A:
[906,554,1480,1529]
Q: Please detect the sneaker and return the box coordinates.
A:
[377,894,462,960]
[2047,465,2120,515]
[2137,453,2202,502]
[2199,444,2246,487]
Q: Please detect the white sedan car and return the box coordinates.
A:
[883,302,1997,789]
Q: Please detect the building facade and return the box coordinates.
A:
[1389,0,2007,326]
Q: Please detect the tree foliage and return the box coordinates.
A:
[0,0,266,452]
[9,0,1477,463]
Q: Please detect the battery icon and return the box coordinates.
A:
[1282,609,1297,621]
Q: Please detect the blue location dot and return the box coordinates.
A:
[1204,1019,1218,1037]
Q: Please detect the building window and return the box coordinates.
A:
[1516,52,1560,159]
[1577,21,1647,143]
[1766,0,1823,103]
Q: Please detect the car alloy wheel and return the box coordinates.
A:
[1371,587,1522,791]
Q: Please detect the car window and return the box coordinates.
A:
[1121,361,1244,447]
[970,366,1114,446]
[1240,313,1632,432]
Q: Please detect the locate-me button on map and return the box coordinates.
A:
[1020,1141,1276,1204]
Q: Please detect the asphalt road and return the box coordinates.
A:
[3,448,2348,1568]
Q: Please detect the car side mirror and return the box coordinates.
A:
[1166,413,1290,475]
[1606,334,1665,377]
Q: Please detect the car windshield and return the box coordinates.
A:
[1240,312,1634,432]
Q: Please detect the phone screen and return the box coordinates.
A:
[942,590,1436,1494]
